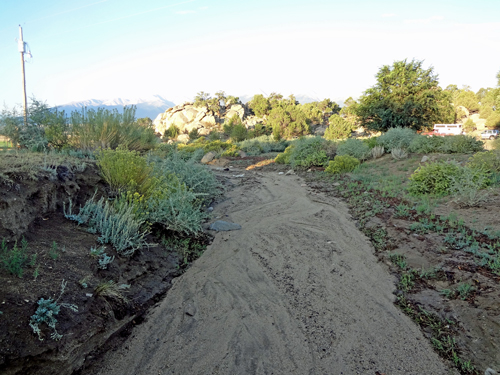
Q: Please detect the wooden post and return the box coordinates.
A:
[19,25,28,126]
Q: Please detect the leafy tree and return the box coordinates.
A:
[463,118,476,133]
[453,90,479,112]
[268,106,309,140]
[300,103,324,125]
[486,111,500,129]
[248,94,271,117]
[476,87,491,103]
[357,59,454,131]
[339,97,360,128]
[324,114,354,140]
[194,91,210,107]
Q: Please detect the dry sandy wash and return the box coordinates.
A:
[91,169,454,375]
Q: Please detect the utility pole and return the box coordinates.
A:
[18,25,28,126]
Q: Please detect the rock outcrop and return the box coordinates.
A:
[153,102,262,141]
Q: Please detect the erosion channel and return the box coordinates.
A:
[85,168,453,375]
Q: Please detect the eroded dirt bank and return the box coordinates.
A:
[87,169,454,375]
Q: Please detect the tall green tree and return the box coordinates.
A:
[357,59,454,131]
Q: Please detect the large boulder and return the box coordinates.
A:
[225,104,245,121]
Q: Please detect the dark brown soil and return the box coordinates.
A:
[0,160,197,375]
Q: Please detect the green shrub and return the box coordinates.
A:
[467,151,500,173]
[1,237,29,277]
[145,182,207,235]
[188,128,200,141]
[486,111,500,129]
[407,161,486,196]
[439,135,484,154]
[70,106,158,151]
[96,146,154,195]
[152,151,222,203]
[29,280,78,341]
[409,135,444,153]
[286,137,330,169]
[230,123,248,142]
[377,127,417,152]
[208,130,221,141]
[480,105,493,120]
[336,138,370,160]
[164,125,180,140]
[450,167,489,208]
[275,145,293,164]
[325,155,360,174]
[324,114,354,140]
[463,118,476,133]
[363,136,379,149]
[238,135,288,155]
[71,196,148,256]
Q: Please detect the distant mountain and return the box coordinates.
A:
[54,95,175,119]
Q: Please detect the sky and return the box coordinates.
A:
[1,0,499,109]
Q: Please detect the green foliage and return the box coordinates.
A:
[325,155,360,174]
[377,127,417,152]
[72,196,148,256]
[357,59,454,131]
[439,135,484,154]
[479,105,493,119]
[238,135,289,155]
[463,118,475,133]
[29,280,78,341]
[486,111,500,129]
[409,134,483,154]
[230,124,248,142]
[324,114,354,140]
[1,237,29,277]
[454,90,479,112]
[69,106,158,151]
[188,128,200,141]
[408,161,487,196]
[336,138,370,160]
[467,150,500,173]
[450,167,489,208]
[96,146,154,195]
[151,151,222,203]
[287,137,330,168]
[164,125,180,139]
[268,106,310,140]
[274,145,293,164]
[248,94,271,117]
[162,236,206,268]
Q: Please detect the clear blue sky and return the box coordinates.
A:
[1,0,499,108]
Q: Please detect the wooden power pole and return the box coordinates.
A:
[18,25,28,126]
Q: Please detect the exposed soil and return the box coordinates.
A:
[81,164,454,375]
[0,160,197,375]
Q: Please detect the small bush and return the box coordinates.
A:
[439,135,484,154]
[275,145,293,164]
[391,147,408,160]
[29,280,78,341]
[188,128,200,141]
[71,196,148,256]
[336,138,370,160]
[151,151,222,203]
[467,151,500,173]
[408,161,488,196]
[96,146,154,195]
[164,125,180,140]
[363,136,379,149]
[371,145,385,159]
[409,135,444,153]
[325,155,360,174]
[450,167,489,208]
[277,137,331,168]
[230,124,248,142]
[324,114,354,140]
[377,127,417,152]
[1,237,29,277]
[238,135,288,155]
[463,118,476,133]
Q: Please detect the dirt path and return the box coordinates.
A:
[91,169,454,375]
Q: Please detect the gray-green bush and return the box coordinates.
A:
[377,127,417,152]
[336,138,370,160]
